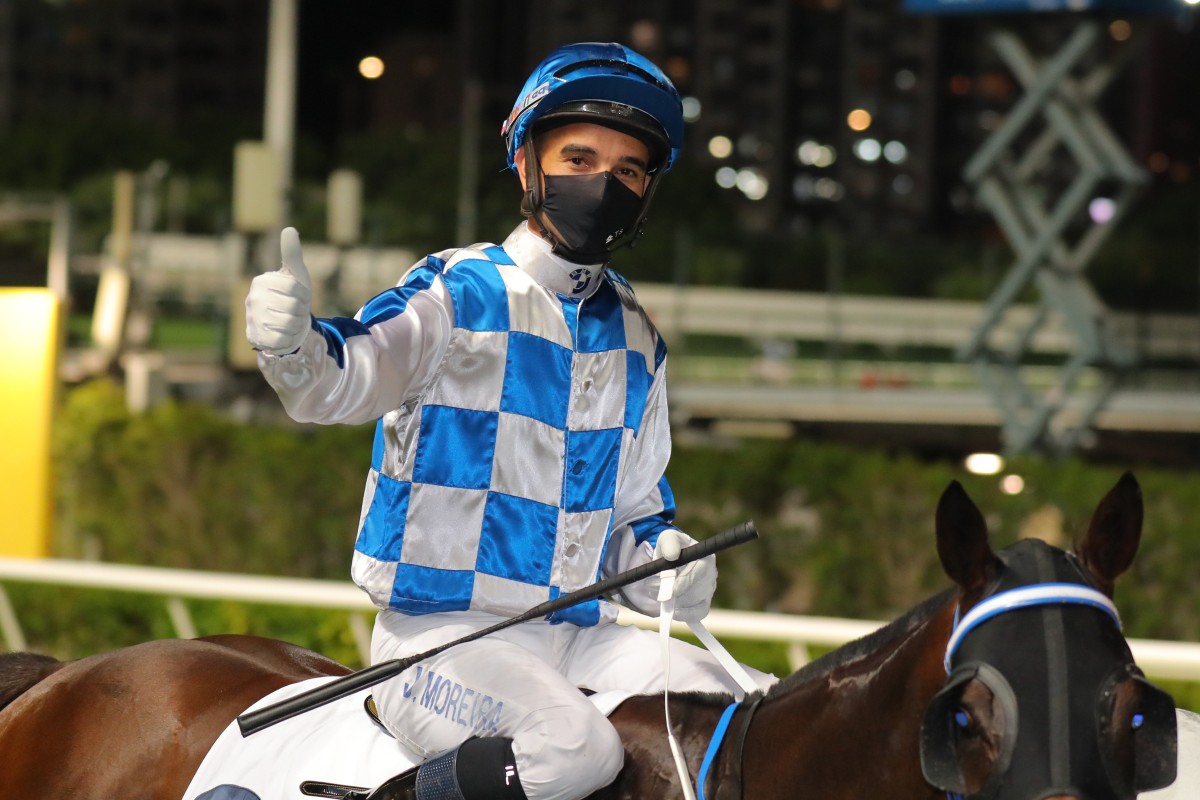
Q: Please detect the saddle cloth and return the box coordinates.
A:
[182,677,631,800]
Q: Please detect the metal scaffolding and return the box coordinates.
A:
[956,20,1149,456]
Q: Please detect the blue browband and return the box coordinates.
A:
[943,583,1121,674]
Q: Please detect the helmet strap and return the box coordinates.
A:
[615,173,660,252]
[519,140,559,249]
[517,138,661,260]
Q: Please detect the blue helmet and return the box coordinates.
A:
[502,42,684,174]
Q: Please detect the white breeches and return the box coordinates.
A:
[370,610,776,800]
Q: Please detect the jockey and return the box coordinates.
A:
[246,42,776,800]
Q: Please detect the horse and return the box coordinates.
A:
[0,472,1187,799]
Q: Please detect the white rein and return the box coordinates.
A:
[658,569,761,800]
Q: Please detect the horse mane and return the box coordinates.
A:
[0,652,63,712]
[765,586,958,699]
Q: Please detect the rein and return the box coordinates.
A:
[698,694,763,800]
[657,567,761,800]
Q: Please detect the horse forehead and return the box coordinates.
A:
[961,605,1131,679]
[960,539,1131,681]
[993,538,1085,589]
[956,584,1132,692]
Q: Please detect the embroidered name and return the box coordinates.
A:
[402,666,505,734]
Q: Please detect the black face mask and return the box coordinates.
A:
[539,172,643,263]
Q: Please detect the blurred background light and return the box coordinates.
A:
[708,135,733,159]
[1089,196,1116,225]
[357,56,384,80]
[853,138,882,162]
[1000,474,1026,495]
[798,140,838,167]
[847,108,872,131]
[883,140,908,164]
[736,167,769,200]
[797,140,822,165]
[814,177,843,201]
[965,452,1005,475]
[793,174,815,200]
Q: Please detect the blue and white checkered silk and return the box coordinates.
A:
[349,234,675,627]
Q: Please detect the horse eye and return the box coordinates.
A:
[954,709,971,729]
[1131,712,1145,730]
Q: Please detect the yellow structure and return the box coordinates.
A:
[0,288,59,557]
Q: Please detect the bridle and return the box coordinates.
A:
[929,583,1121,800]
[921,553,1177,800]
[943,583,1121,674]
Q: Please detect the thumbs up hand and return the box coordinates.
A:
[246,227,313,355]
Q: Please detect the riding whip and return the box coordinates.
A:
[237,521,758,736]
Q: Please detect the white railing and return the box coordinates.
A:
[2,557,1200,681]
[634,283,1200,362]
[104,233,1200,364]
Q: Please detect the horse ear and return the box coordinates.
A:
[936,480,997,594]
[1076,471,1143,594]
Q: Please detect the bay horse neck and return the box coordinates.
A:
[741,588,959,799]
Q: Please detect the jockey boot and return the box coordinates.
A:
[366,737,526,800]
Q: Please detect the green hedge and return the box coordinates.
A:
[53,379,370,577]
[14,379,1199,704]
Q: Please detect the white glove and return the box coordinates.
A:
[246,227,313,355]
[654,530,717,622]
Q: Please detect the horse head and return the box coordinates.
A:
[923,471,1178,800]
